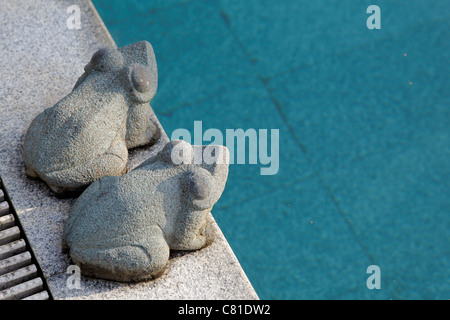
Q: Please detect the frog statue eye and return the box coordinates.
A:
[184,169,212,201]
[88,47,124,72]
[180,168,217,210]
[131,65,153,93]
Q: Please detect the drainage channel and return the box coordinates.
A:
[0,178,51,300]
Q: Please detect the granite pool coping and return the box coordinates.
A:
[0,0,258,300]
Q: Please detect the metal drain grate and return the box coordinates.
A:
[0,180,51,300]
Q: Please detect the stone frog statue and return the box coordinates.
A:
[63,140,229,282]
[23,41,160,194]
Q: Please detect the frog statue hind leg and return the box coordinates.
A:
[42,136,129,194]
[70,226,170,282]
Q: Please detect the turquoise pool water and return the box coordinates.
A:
[92,0,450,299]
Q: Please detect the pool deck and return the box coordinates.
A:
[0,0,258,299]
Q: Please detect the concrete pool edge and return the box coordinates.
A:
[0,0,258,300]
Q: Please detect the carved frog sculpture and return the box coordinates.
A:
[23,41,160,194]
[63,140,229,282]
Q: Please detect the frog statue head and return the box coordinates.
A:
[23,41,160,194]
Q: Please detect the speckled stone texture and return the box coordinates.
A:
[0,0,258,299]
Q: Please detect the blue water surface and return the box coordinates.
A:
[92,0,450,299]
